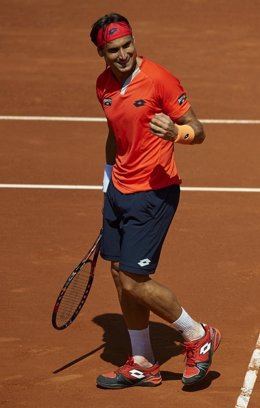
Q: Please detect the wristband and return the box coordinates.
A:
[174,124,195,144]
[102,164,113,193]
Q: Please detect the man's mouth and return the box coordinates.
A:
[117,58,131,68]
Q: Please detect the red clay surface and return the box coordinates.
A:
[1,1,260,407]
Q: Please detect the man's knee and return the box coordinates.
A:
[119,270,150,297]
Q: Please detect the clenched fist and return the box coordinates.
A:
[150,113,178,141]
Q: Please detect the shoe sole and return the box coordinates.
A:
[97,375,162,389]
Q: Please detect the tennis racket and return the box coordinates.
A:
[52,230,102,330]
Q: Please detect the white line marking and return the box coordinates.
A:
[0,116,260,124]
[0,184,260,192]
[0,116,106,122]
[201,119,260,124]
[181,187,260,193]
[235,334,260,408]
[0,184,102,190]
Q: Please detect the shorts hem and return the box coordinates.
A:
[119,263,155,276]
[100,253,120,262]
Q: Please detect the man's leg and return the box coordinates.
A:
[96,261,162,389]
[111,261,150,329]
[117,268,183,323]
[111,262,155,366]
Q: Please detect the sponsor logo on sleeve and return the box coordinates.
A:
[178,93,187,106]
[103,98,112,106]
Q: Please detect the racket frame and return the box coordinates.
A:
[52,231,102,330]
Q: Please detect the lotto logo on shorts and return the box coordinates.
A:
[138,258,151,267]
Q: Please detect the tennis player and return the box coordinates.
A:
[90,13,221,389]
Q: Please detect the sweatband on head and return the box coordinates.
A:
[96,22,132,48]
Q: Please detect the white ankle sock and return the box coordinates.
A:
[172,308,205,341]
[128,326,155,366]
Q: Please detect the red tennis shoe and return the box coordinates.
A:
[96,357,162,389]
[182,324,221,386]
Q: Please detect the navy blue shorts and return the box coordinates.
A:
[101,182,180,275]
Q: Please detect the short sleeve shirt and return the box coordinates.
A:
[96,57,191,193]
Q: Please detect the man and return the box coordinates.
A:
[90,13,221,389]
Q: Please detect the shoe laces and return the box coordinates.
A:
[182,341,199,366]
[125,356,135,366]
[116,356,135,374]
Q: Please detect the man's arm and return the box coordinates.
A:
[149,107,206,145]
[103,126,116,193]
[105,126,117,164]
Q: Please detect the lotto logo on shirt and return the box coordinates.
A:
[133,99,146,107]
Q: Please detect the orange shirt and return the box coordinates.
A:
[96,57,190,193]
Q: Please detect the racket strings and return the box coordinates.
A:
[56,262,92,326]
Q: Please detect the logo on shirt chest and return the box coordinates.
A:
[133,99,146,107]
[103,97,147,110]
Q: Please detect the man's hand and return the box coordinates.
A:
[150,113,178,141]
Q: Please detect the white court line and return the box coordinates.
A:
[0,184,103,190]
[201,119,260,124]
[0,116,106,122]
[0,184,260,192]
[0,115,260,124]
[235,334,260,408]
[180,187,260,193]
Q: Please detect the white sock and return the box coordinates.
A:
[172,308,205,341]
[128,326,155,366]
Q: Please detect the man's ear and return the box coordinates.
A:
[97,47,104,57]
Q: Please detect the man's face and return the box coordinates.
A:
[99,35,137,81]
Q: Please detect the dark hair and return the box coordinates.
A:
[90,13,131,46]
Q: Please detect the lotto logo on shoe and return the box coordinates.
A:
[129,369,146,379]
[138,258,151,267]
[200,342,211,355]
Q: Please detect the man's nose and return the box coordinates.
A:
[118,48,127,59]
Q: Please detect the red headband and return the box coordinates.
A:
[96,22,132,47]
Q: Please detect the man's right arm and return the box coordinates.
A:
[105,126,116,165]
[103,126,116,193]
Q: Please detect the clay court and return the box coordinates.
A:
[1,1,260,407]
